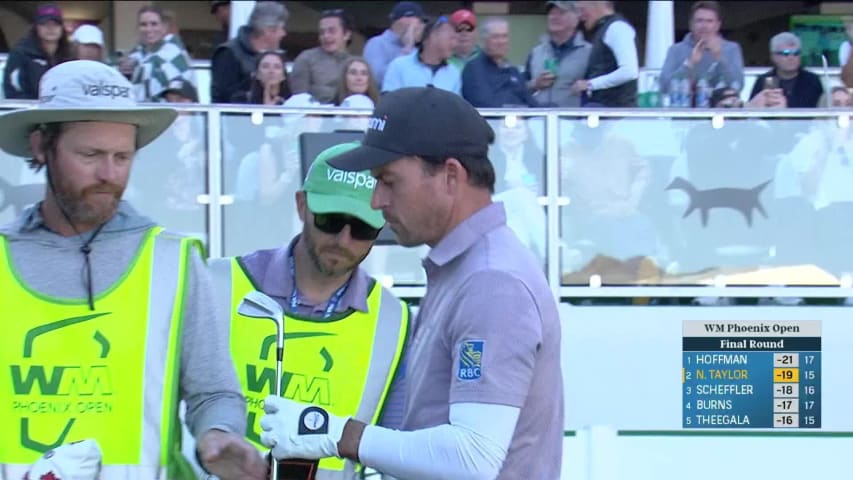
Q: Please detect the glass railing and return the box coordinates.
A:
[1,102,851,298]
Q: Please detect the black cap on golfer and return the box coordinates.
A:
[327,86,495,172]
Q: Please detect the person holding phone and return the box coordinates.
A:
[749,31,823,108]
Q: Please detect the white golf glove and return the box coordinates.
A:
[27,439,102,480]
[259,395,349,460]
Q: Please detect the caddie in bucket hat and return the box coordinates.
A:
[0,60,268,479]
[208,142,409,480]
[258,86,565,480]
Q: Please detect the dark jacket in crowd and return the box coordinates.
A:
[584,14,637,107]
[462,53,537,108]
[749,68,824,108]
[2,35,71,99]
[211,25,259,104]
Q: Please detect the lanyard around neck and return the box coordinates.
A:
[288,250,350,319]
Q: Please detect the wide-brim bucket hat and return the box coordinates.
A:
[0,60,177,158]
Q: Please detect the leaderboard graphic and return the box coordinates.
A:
[682,320,821,428]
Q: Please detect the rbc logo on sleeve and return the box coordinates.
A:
[457,340,484,381]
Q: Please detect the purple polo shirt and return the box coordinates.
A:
[239,236,371,316]
[402,202,563,479]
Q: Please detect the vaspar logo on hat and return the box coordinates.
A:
[325,167,377,191]
[303,142,385,229]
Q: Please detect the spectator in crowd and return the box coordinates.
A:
[71,24,105,62]
[118,5,196,103]
[161,9,181,38]
[659,1,745,101]
[161,78,200,103]
[382,15,461,94]
[839,17,852,67]
[462,18,537,107]
[234,49,290,105]
[830,86,851,107]
[210,1,231,48]
[572,1,639,107]
[448,9,480,70]
[490,117,548,264]
[749,32,822,108]
[491,117,544,195]
[525,1,591,107]
[364,1,427,90]
[841,18,853,87]
[335,56,380,107]
[710,86,786,109]
[290,9,354,104]
[3,4,74,99]
[710,87,743,108]
[211,1,288,104]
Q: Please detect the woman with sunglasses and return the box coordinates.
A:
[211,143,409,480]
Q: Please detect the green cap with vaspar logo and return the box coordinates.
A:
[303,142,385,229]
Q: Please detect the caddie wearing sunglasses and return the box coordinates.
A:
[210,142,409,479]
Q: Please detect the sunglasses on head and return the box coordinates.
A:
[774,48,800,57]
[313,213,381,241]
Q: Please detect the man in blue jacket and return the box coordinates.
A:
[462,17,537,107]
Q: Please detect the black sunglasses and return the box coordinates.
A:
[313,213,381,241]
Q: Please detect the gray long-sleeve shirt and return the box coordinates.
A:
[0,201,245,439]
[658,32,745,94]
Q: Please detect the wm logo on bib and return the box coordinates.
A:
[457,340,484,381]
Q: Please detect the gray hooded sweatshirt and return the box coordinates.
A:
[0,201,246,440]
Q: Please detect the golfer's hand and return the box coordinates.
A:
[28,439,102,480]
[197,429,268,480]
[260,395,349,460]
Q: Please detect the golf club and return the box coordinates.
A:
[238,290,284,480]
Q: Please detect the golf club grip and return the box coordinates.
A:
[277,346,284,363]
[268,454,320,480]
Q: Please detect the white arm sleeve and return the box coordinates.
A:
[588,21,639,91]
[359,402,520,480]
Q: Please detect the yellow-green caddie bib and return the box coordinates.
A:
[0,227,197,480]
[210,257,408,480]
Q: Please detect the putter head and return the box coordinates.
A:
[237,290,284,321]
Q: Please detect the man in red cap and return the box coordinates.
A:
[448,9,480,71]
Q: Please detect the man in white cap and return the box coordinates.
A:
[0,60,267,479]
[71,24,105,62]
